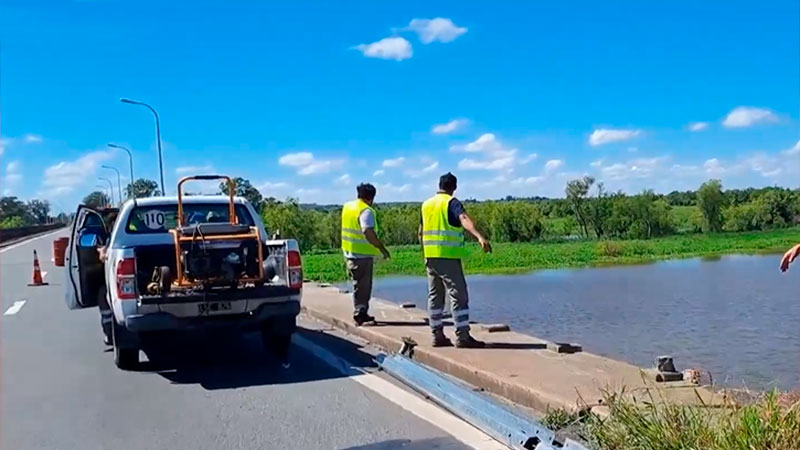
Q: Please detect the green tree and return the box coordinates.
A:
[26,199,50,224]
[0,196,31,222]
[565,176,594,237]
[125,178,161,199]
[219,177,264,211]
[0,216,25,229]
[696,179,726,232]
[83,191,110,208]
[586,183,612,238]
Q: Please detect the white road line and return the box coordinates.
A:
[292,334,506,450]
[4,301,27,316]
[0,228,66,254]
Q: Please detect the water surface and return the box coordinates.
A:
[345,255,800,390]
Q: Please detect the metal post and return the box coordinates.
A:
[108,144,135,198]
[120,98,165,195]
[99,177,115,206]
[102,165,122,206]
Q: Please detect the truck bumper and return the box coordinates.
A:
[124,300,301,332]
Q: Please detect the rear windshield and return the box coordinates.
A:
[126,203,255,234]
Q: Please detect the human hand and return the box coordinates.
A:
[381,248,391,260]
[780,244,800,272]
[478,238,492,253]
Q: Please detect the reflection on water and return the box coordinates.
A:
[351,254,800,390]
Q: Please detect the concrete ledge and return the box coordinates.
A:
[301,284,725,414]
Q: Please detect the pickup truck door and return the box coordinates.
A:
[65,206,108,309]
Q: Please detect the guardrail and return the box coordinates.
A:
[0,223,65,244]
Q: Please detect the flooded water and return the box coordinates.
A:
[348,255,800,390]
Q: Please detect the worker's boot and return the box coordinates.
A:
[431,330,453,347]
[455,334,485,349]
[353,311,376,326]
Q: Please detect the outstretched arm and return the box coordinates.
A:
[780,243,800,272]
[459,213,491,253]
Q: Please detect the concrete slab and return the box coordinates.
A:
[302,284,728,414]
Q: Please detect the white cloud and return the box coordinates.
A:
[279,152,314,167]
[688,122,709,132]
[23,134,43,143]
[544,159,564,174]
[382,157,406,168]
[175,164,215,175]
[703,158,725,175]
[373,169,385,177]
[4,160,22,192]
[354,37,412,61]
[257,181,289,191]
[589,128,642,146]
[781,140,800,156]
[378,183,412,193]
[406,161,440,178]
[407,18,467,44]
[431,118,468,135]
[520,153,538,164]
[722,106,778,128]
[298,160,340,175]
[594,156,670,181]
[335,173,352,186]
[453,133,522,172]
[278,152,343,175]
[42,150,114,196]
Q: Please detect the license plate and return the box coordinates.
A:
[198,301,232,314]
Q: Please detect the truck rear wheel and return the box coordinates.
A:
[262,317,295,364]
[112,321,139,370]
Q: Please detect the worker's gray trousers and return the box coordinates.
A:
[346,257,373,316]
[426,258,470,338]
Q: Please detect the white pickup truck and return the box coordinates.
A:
[64,194,303,370]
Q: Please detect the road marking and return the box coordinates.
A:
[292,334,506,450]
[4,301,27,316]
[0,229,66,254]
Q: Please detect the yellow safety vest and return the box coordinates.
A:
[341,199,380,256]
[421,193,465,259]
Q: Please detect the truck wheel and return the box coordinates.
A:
[112,321,139,370]
[262,329,293,364]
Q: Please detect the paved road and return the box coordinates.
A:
[0,230,490,450]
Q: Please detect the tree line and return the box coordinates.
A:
[0,197,62,229]
[77,176,797,251]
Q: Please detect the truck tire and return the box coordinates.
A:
[262,316,295,363]
[112,321,139,370]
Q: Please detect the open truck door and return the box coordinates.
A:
[64,205,109,309]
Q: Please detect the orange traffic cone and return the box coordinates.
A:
[28,250,49,287]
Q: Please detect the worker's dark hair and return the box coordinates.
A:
[357,183,377,201]
[439,172,457,192]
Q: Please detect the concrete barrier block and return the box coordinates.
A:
[479,324,511,333]
[547,342,582,354]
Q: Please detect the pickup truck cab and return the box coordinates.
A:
[65,195,302,370]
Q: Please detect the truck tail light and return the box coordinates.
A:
[116,258,137,300]
[287,250,302,289]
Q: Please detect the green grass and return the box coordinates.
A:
[304,228,799,282]
[541,389,800,450]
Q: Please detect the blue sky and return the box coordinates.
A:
[1,1,798,211]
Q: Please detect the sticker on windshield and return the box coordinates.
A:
[142,210,166,230]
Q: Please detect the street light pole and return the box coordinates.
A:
[120,98,165,195]
[99,177,115,206]
[102,165,123,205]
[95,185,111,208]
[108,144,135,198]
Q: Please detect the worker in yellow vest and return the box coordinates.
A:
[420,172,491,348]
[341,183,391,326]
